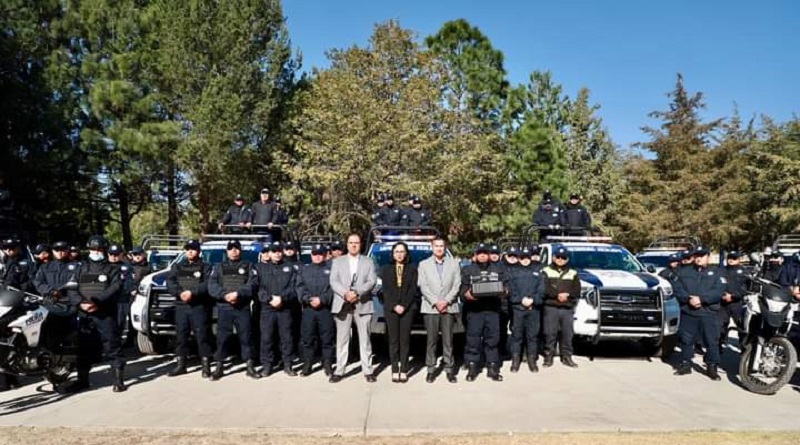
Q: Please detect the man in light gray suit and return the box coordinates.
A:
[418,236,461,383]
[329,233,378,383]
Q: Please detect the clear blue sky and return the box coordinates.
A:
[284,0,798,150]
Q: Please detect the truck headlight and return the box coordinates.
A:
[581,287,598,306]
[138,283,150,298]
[661,285,674,300]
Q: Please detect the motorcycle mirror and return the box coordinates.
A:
[749,252,762,264]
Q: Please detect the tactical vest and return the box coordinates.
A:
[177,262,204,293]
[78,269,110,299]
[220,262,250,293]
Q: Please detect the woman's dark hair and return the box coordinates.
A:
[391,241,410,264]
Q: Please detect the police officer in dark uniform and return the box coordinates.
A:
[218,194,251,233]
[61,235,127,393]
[296,244,335,376]
[508,246,545,373]
[380,193,403,226]
[69,245,81,263]
[719,250,747,353]
[532,193,563,240]
[401,195,433,227]
[673,246,726,380]
[560,193,592,235]
[283,241,299,265]
[31,243,52,277]
[371,193,387,226]
[166,240,213,378]
[1,238,33,293]
[249,188,279,239]
[761,248,784,283]
[460,243,507,382]
[541,246,581,368]
[33,242,76,301]
[329,241,344,260]
[208,240,260,380]
[658,253,682,284]
[107,244,134,346]
[255,241,298,377]
[274,196,289,226]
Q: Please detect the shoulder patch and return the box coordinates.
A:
[736,269,743,274]
[324,269,330,275]
[282,266,291,273]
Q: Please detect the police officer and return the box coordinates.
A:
[533,192,563,240]
[255,241,297,377]
[380,193,403,226]
[248,188,278,238]
[166,240,213,378]
[33,242,76,302]
[329,241,344,260]
[69,245,81,262]
[761,248,783,283]
[32,243,52,274]
[283,241,299,265]
[208,240,260,380]
[296,244,335,376]
[460,243,506,382]
[401,195,433,227]
[371,193,387,226]
[218,194,251,233]
[560,194,592,235]
[273,196,289,226]
[62,235,127,393]
[508,246,545,373]
[1,238,33,293]
[658,253,682,284]
[542,246,581,368]
[720,250,747,353]
[673,246,726,380]
[107,244,134,346]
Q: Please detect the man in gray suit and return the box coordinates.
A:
[418,236,461,383]
[329,233,378,382]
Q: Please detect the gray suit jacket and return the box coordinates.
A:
[418,255,461,314]
[330,254,377,315]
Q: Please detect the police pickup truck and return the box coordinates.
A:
[539,236,680,356]
[636,235,699,273]
[130,235,264,355]
[367,226,462,335]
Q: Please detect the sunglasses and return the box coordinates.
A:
[554,256,568,260]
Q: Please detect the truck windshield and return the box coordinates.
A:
[565,247,644,273]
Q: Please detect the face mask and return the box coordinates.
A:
[89,252,105,262]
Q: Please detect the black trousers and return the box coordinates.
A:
[301,307,335,364]
[464,310,500,364]
[216,305,253,361]
[719,302,744,346]
[116,301,133,344]
[679,313,720,365]
[385,308,414,373]
[260,309,294,366]
[511,307,541,358]
[77,311,125,373]
[175,304,213,358]
[543,306,574,358]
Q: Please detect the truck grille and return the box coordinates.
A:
[600,290,660,310]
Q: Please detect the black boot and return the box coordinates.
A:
[561,356,578,368]
[259,363,272,378]
[510,355,521,373]
[112,368,127,393]
[201,357,212,379]
[322,360,333,377]
[246,360,261,379]
[0,374,19,391]
[168,356,187,377]
[284,364,298,377]
[211,361,224,381]
[300,362,313,377]
[527,355,539,373]
[487,363,503,382]
[674,362,692,375]
[59,369,90,394]
[543,354,554,368]
[466,363,479,382]
[707,364,721,381]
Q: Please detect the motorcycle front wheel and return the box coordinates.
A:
[739,336,797,395]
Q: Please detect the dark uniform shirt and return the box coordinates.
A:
[560,203,592,230]
[673,264,726,316]
[401,207,432,227]
[380,204,403,226]
[541,264,581,308]
[208,260,257,306]
[221,204,252,226]
[371,206,386,226]
[533,203,563,226]
[34,260,79,296]
[1,255,33,292]
[296,261,334,307]
[658,266,679,284]
[166,259,212,306]
[460,261,507,312]
[255,260,297,308]
[507,262,545,308]
[249,200,277,226]
[724,264,749,302]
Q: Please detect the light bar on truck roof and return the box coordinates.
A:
[545,236,613,243]
[375,234,437,242]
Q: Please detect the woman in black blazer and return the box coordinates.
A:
[379,242,418,383]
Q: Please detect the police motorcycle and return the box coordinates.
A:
[737,253,798,395]
[0,276,79,386]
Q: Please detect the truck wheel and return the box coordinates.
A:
[137,332,167,355]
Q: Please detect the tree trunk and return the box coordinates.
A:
[166,160,179,237]
[115,181,133,250]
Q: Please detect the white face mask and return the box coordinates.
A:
[89,252,105,262]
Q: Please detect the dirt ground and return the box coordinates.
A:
[0,428,798,445]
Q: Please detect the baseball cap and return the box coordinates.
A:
[130,246,145,255]
[33,244,51,254]
[489,244,501,255]
[692,245,710,256]
[330,241,344,252]
[0,238,19,249]
[311,244,328,255]
[474,243,490,254]
[108,244,124,255]
[260,188,270,194]
[266,241,283,252]
[52,241,69,251]
[234,194,244,200]
[283,240,296,250]
[183,240,201,250]
[553,246,570,259]
[227,240,242,250]
[668,253,681,262]
[505,246,519,257]
[727,250,743,259]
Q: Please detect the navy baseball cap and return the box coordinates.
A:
[727,250,743,259]
[131,246,145,255]
[529,244,541,254]
[52,241,69,251]
[33,243,51,254]
[330,241,344,252]
[692,245,710,256]
[668,253,681,262]
[227,240,242,250]
[505,246,519,257]
[234,194,244,200]
[184,240,201,251]
[108,244,124,255]
[283,240,296,250]
[266,241,283,252]
[490,244,501,254]
[311,244,328,255]
[520,247,531,256]
[474,243,490,254]
[553,246,570,259]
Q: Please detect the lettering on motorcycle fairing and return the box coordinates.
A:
[25,311,44,327]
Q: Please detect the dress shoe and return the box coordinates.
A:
[543,355,554,368]
[674,363,692,375]
[329,374,342,383]
[707,364,721,381]
[561,356,578,368]
[426,372,436,383]
[300,362,313,377]
[365,374,376,383]
[322,361,333,376]
[112,368,127,393]
[446,372,457,383]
